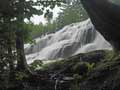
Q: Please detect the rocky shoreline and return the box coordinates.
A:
[1,50,120,90]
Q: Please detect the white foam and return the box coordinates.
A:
[25,19,112,63]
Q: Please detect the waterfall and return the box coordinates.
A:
[25,19,112,63]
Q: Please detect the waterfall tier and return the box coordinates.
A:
[25,19,112,63]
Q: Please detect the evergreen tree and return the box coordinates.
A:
[0,0,65,73]
[56,0,88,29]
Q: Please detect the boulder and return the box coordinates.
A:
[81,0,120,51]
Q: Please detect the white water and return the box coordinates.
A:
[25,19,112,63]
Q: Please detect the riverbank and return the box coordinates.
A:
[1,50,120,90]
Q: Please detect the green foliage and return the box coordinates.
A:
[29,60,43,70]
[23,21,58,40]
[23,1,88,40]
[72,62,88,75]
[56,1,88,29]
[88,50,115,63]
[104,50,115,61]
[72,62,83,72]
[0,0,65,41]
[0,1,66,87]
[42,60,64,71]
[110,0,120,5]
[86,62,95,72]
[23,22,44,42]
[15,72,28,81]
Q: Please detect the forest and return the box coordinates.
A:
[0,0,120,90]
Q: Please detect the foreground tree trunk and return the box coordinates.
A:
[8,35,14,80]
[16,30,28,71]
[81,0,120,52]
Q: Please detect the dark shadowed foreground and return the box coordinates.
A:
[1,50,120,90]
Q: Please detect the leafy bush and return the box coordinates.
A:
[15,72,28,81]
[29,60,43,70]
[86,62,95,72]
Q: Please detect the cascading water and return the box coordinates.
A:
[25,19,112,63]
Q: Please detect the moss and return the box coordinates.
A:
[29,59,43,70]
[41,60,65,71]
[103,50,115,61]
[32,50,113,75]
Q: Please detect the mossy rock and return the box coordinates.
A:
[79,57,120,90]
[72,62,88,75]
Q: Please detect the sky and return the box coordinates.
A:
[24,5,62,25]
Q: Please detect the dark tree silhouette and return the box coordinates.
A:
[81,0,120,52]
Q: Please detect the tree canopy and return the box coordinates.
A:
[0,0,66,83]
